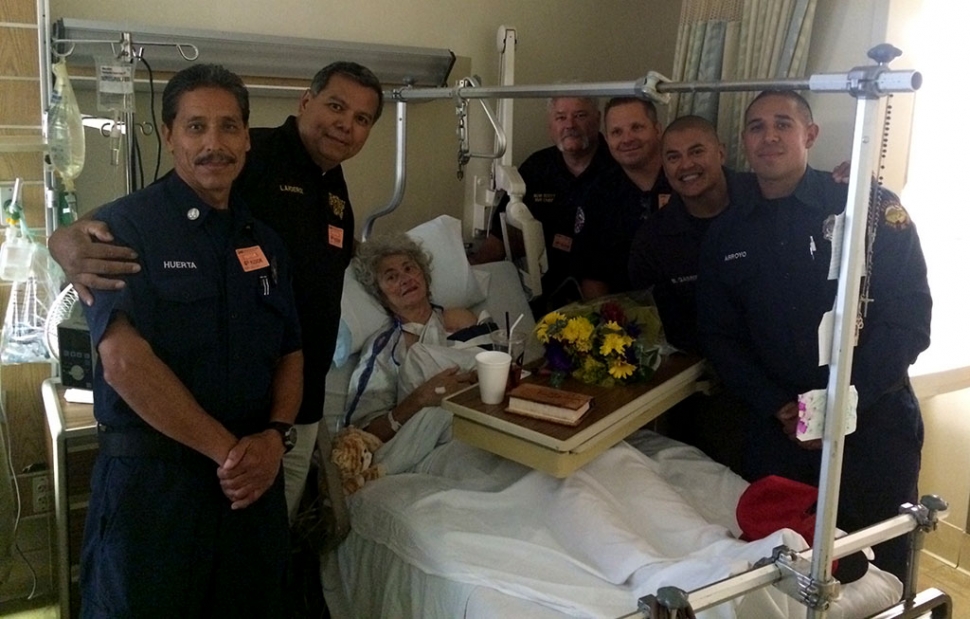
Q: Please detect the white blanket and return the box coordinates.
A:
[342,342,902,618]
[346,431,904,619]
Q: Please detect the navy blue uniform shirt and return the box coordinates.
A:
[84,172,302,434]
[697,167,930,581]
[697,167,931,419]
[491,139,618,303]
[626,170,734,353]
[237,116,355,425]
[573,166,673,293]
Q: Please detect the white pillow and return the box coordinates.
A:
[406,215,486,309]
[332,215,487,367]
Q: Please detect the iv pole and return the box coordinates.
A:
[48,29,199,210]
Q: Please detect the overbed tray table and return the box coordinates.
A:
[443,353,705,477]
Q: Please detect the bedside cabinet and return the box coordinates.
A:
[42,379,96,619]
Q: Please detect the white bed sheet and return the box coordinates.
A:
[321,431,902,619]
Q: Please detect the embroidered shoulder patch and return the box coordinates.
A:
[882,197,910,230]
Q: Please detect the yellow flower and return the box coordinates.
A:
[562,317,594,352]
[541,311,566,326]
[600,332,633,356]
[535,323,550,343]
[535,311,566,343]
[574,355,607,383]
[608,359,636,379]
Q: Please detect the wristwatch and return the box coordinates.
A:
[267,421,297,453]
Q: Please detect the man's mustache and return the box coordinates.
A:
[194,152,237,165]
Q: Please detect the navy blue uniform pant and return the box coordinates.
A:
[80,449,288,618]
[742,385,923,583]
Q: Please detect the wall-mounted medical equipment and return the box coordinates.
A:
[51,18,455,91]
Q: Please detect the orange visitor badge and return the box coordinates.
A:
[235,246,270,272]
[552,233,572,252]
[329,225,344,248]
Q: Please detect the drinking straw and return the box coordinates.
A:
[508,313,524,362]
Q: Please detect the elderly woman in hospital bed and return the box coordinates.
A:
[341,231,497,472]
[323,219,904,619]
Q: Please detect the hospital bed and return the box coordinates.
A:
[312,217,923,619]
[312,42,952,619]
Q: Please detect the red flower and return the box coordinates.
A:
[599,301,626,325]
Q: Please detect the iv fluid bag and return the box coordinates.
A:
[47,59,86,184]
[96,57,135,114]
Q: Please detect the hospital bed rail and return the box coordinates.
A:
[626,495,952,619]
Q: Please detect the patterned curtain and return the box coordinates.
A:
[669,0,818,169]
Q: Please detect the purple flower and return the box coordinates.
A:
[625,322,642,339]
[545,341,573,372]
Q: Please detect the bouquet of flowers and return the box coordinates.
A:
[534,295,664,388]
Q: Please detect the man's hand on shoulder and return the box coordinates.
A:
[49,220,141,305]
[831,161,851,184]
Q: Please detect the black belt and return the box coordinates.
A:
[97,424,190,460]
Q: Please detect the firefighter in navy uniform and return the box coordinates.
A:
[235,61,383,519]
[472,96,618,316]
[505,137,616,314]
[697,90,931,582]
[574,97,672,298]
[80,65,303,617]
[628,115,746,474]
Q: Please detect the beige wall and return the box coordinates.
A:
[52,0,683,235]
[806,0,913,186]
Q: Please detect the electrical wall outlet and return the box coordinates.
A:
[0,181,15,213]
[32,475,51,514]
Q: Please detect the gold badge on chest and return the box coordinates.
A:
[330,194,347,219]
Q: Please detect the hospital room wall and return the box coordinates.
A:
[809,0,970,564]
[55,0,683,235]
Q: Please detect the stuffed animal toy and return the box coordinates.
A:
[330,426,385,495]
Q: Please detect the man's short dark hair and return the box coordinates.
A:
[604,97,658,123]
[745,90,814,125]
[161,64,249,128]
[663,115,720,145]
[309,61,384,122]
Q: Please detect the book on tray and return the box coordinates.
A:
[505,383,594,426]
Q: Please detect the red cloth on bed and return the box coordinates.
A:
[736,475,870,584]
[737,475,819,543]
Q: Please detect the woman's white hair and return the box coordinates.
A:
[352,232,433,308]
